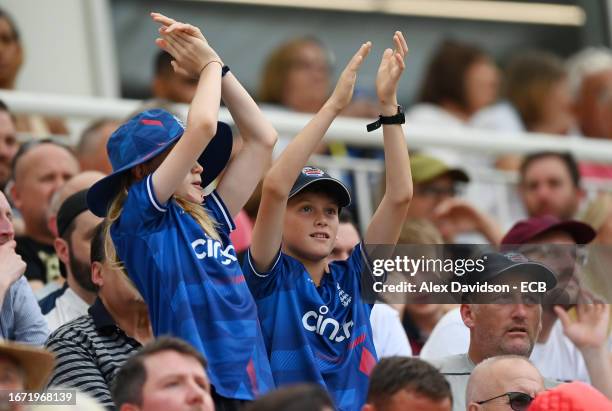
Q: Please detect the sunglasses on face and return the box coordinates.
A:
[476,391,534,411]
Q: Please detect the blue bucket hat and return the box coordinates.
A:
[87,109,233,217]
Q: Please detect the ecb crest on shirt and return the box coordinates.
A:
[191,236,237,265]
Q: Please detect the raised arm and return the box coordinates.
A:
[151,13,277,216]
[555,303,612,399]
[365,32,413,245]
[250,43,372,272]
[149,15,223,204]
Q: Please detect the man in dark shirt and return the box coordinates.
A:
[45,223,152,409]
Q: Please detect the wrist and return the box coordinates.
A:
[380,102,399,116]
[578,344,608,361]
[199,60,223,76]
[322,99,343,116]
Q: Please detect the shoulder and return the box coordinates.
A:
[428,353,473,374]
[46,314,95,344]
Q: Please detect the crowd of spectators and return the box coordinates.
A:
[1,5,612,411]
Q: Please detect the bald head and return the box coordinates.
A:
[466,356,544,410]
[47,171,105,237]
[10,142,79,243]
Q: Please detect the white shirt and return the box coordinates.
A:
[370,303,412,358]
[45,287,89,333]
[419,307,612,383]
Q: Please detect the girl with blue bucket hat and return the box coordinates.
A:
[87,13,276,408]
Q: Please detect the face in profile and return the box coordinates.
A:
[329,221,360,262]
[0,110,18,188]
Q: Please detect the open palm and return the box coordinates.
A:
[376,31,408,104]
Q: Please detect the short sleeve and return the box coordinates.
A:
[10,276,49,345]
[204,190,236,235]
[116,174,168,232]
[243,248,284,299]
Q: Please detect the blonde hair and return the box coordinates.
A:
[103,172,220,273]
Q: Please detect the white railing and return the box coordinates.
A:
[2,89,612,231]
[3,89,612,161]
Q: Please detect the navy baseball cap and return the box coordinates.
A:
[468,252,557,291]
[87,109,232,217]
[289,166,351,208]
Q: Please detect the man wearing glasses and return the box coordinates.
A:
[466,355,544,411]
[405,153,502,244]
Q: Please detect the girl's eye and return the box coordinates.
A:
[326,208,337,215]
[301,206,312,212]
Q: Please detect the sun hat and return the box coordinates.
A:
[87,109,232,217]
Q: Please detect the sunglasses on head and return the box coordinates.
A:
[476,392,534,411]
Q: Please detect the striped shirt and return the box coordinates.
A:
[45,298,141,409]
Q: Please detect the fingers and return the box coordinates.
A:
[554,305,572,329]
[393,31,409,57]
[151,12,176,26]
[346,42,372,73]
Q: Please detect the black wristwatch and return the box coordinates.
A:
[366,105,405,132]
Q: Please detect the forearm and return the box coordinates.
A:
[187,63,222,134]
[381,104,412,205]
[266,103,339,195]
[221,73,277,148]
[581,346,612,399]
[476,212,503,245]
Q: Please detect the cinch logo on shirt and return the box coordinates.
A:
[191,237,237,265]
[302,305,354,343]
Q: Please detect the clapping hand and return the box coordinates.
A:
[555,297,610,350]
[376,31,408,107]
[151,12,221,78]
[326,42,372,113]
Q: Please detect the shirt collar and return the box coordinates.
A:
[88,298,117,332]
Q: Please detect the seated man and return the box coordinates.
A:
[0,190,48,345]
[112,337,214,411]
[466,355,545,411]
[427,252,558,411]
[10,140,79,289]
[46,223,152,409]
[363,356,452,411]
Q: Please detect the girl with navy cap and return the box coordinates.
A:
[86,13,275,409]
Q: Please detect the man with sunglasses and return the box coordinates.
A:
[405,153,502,244]
[466,355,544,411]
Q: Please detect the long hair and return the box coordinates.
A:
[103,169,220,273]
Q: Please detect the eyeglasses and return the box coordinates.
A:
[476,392,534,411]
